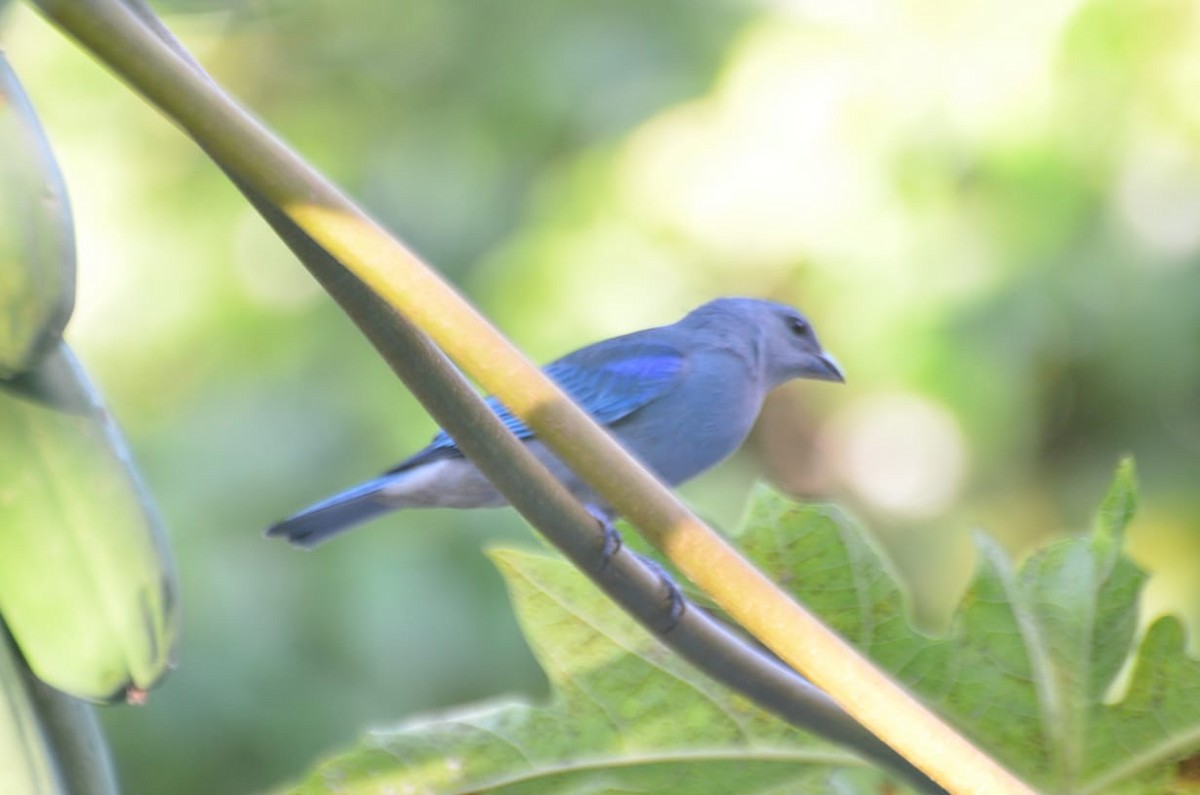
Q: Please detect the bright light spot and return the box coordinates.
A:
[769,0,891,27]
[556,221,694,335]
[828,394,967,519]
[230,208,324,311]
[618,26,876,263]
[1116,132,1200,261]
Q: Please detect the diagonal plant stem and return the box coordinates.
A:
[89,4,944,787]
[28,1,1034,792]
[110,6,945,790]
[233,195,945,794]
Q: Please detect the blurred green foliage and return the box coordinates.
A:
[4,0,1199,793]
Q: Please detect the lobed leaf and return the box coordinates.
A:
[295,459,1200,794]
[291,547,895,795]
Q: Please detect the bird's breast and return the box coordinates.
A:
[611,357,764,487]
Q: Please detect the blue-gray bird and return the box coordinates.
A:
[268,297,844,548]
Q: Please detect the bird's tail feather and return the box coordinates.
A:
[267,476,397,548]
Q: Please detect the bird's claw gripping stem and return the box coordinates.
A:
[585,505,685,633]
[585,504,623,571]
[638,554,686,632]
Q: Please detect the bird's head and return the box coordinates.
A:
[760,302,845,387]
[685,298,845,388]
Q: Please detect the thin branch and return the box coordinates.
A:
[29,2,1033,792]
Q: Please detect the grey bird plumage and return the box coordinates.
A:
[268,297,844,548]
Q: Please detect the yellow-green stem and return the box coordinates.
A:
[30,2,1035,792]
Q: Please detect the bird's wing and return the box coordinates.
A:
[388,341,688,471]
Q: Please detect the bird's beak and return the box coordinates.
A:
[807,351,846,383]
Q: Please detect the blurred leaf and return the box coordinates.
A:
[738,458,1199,794]
[0,53,75,377]
[289,546,899,795]
[0,345,178,702]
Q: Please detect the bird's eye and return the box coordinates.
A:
[787,317,809,336]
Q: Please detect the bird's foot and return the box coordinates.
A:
[583,504,685,633]
[585,504,623,571]
[637,554,686,633]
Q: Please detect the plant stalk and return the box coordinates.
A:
[29,2,1033,791]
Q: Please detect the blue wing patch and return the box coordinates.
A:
[389,342,687,471]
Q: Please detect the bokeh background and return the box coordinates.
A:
[5,0,1200,792]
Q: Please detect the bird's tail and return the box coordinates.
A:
[266,475,397,548]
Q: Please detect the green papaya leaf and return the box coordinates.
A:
[289,549,899,795]
[735,458,1198,794]
[293,459,1198,794]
